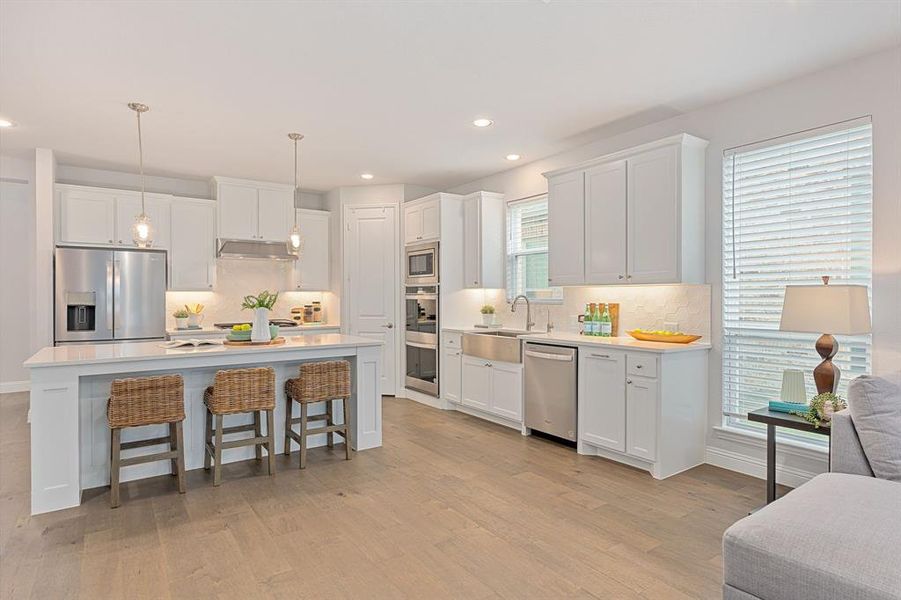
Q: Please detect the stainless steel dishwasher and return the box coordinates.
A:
[523,342,577,441]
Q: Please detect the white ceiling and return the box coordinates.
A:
[1,1,899,191]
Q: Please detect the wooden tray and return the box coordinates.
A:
[626,330,702,344]
[223,337,286,347]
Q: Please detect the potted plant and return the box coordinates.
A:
[172,309,190,330]
[242,291,279,343]
[480,304,496,326]
[185,303,205,328]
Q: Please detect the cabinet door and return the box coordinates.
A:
[627,146,679,283]
[58,189,116,245]
[461,355,491,411]
[584,161,627,284]
[580,350,626,452]
[420,199,440,241]
[404,204,423,245]
[626,375,658,461]
[462,194,481,287]
[170,200,217,291]
[217,183,259,240]
[292,210,330,291]
[114,194,171,248]
[258,188,293,242]
[490,361,523,422]
[442,346,462,404]
[547,171,585,286]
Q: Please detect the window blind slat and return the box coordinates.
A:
[506,196,562,302]
[722,121,872,428]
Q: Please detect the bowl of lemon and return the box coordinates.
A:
[227,323,252,342]
[627,329,702,344]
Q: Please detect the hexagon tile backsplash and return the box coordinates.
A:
[482,284,711,338]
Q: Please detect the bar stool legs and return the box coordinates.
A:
[203,407,276,486]
[108,421,187,508]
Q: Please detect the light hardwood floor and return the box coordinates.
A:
[0,392,767,599]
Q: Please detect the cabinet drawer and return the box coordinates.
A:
[442,332,462,349]
[627,354,657,378]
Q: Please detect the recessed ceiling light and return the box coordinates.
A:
[361,173,374,180]
[472,118,493,128]
[506,154,521,161]
[0,119,15,128]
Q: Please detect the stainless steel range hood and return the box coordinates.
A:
[217,239,298,261]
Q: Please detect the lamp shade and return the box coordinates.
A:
[779,284,871,335]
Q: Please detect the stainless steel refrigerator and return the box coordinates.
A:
[54,246,167,345]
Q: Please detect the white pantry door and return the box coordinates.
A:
[346,205,398,395]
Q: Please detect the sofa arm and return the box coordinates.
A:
[830,409,874,476]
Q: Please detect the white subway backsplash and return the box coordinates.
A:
[166,260,337,328]
[480,284,711,338]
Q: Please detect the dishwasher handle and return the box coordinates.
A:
[524,350,573,362]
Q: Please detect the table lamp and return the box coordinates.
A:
[779,276,871,394]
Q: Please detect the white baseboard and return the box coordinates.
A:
[705,446,821,489]
[0,381,29,394]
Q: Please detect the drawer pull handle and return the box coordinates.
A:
[636,364,643,369]
[590,353,611,359]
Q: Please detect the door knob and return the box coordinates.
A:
[626,379,633,384]
[383,323,394,329]
[618,275,624,280]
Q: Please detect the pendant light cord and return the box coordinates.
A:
[137,109,145,215]
[293,136,299,228]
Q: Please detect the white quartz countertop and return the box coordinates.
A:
[24,333,381,368]
[517,332,710,353]
[167,323,340,337]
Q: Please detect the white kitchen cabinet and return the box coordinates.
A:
[584,161,627,284]
[114,193,171,249]
[58,187,116,244]
[213,177,294,242]
[57,185,171,249]
[441,346,462,404]
[290,209,330,291]
[490,361,523,421]
[579,349,626,452]
[544,133,707,286]
[461,354,523,422]
[547,170,585,287]
[170,198,217,291]
[625,374,658,461]
[462,191,504,289]
[403,197,440,245]
[462,355,492,412]
[575,343,707,479]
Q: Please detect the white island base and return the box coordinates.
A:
[24,334,382,515]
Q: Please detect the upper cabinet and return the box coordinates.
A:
[57,184,171,249]
[544,134,707,286]
[403,196,440,245]
[212,177,294,242]
[462,191,504,289]
[289,209,330,291]
[170,198,217,291]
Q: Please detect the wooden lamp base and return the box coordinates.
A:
[813,333,840,394]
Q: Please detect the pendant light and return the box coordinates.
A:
[287,132,304,257]
[128,102,153,247]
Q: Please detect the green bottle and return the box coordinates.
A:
[583,304,593,336]
[599,303,612,337]
[589,303,599,336]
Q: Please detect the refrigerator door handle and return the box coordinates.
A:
[106,260,114,331]
[113,260,122,335]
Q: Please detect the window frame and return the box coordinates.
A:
[505,194,562,304]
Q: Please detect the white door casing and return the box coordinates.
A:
[345,205,398,395]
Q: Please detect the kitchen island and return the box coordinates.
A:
[24,333,382,515]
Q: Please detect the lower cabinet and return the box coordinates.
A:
[578,346,707,479]
[461,355,523,422]
[441,345,462,404]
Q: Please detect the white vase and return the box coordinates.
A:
[187,313,204,328]
[175,317,188,330]
[251,308,270,343]
[481,313,494,326]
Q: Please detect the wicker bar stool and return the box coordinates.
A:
[284,360,352,468]
[203,367,276,486]
[107,374,186,508]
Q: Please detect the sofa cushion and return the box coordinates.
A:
[723,473,901,600]
[848,375,901,481]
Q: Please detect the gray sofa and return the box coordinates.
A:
[722,382,901,600]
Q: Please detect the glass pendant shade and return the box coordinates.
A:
[132,212,153,247]
[288,224,303,257]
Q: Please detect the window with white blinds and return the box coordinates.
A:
[506,196,562,302]
[722,119,872,429]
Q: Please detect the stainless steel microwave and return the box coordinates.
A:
[405,242,438,285]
